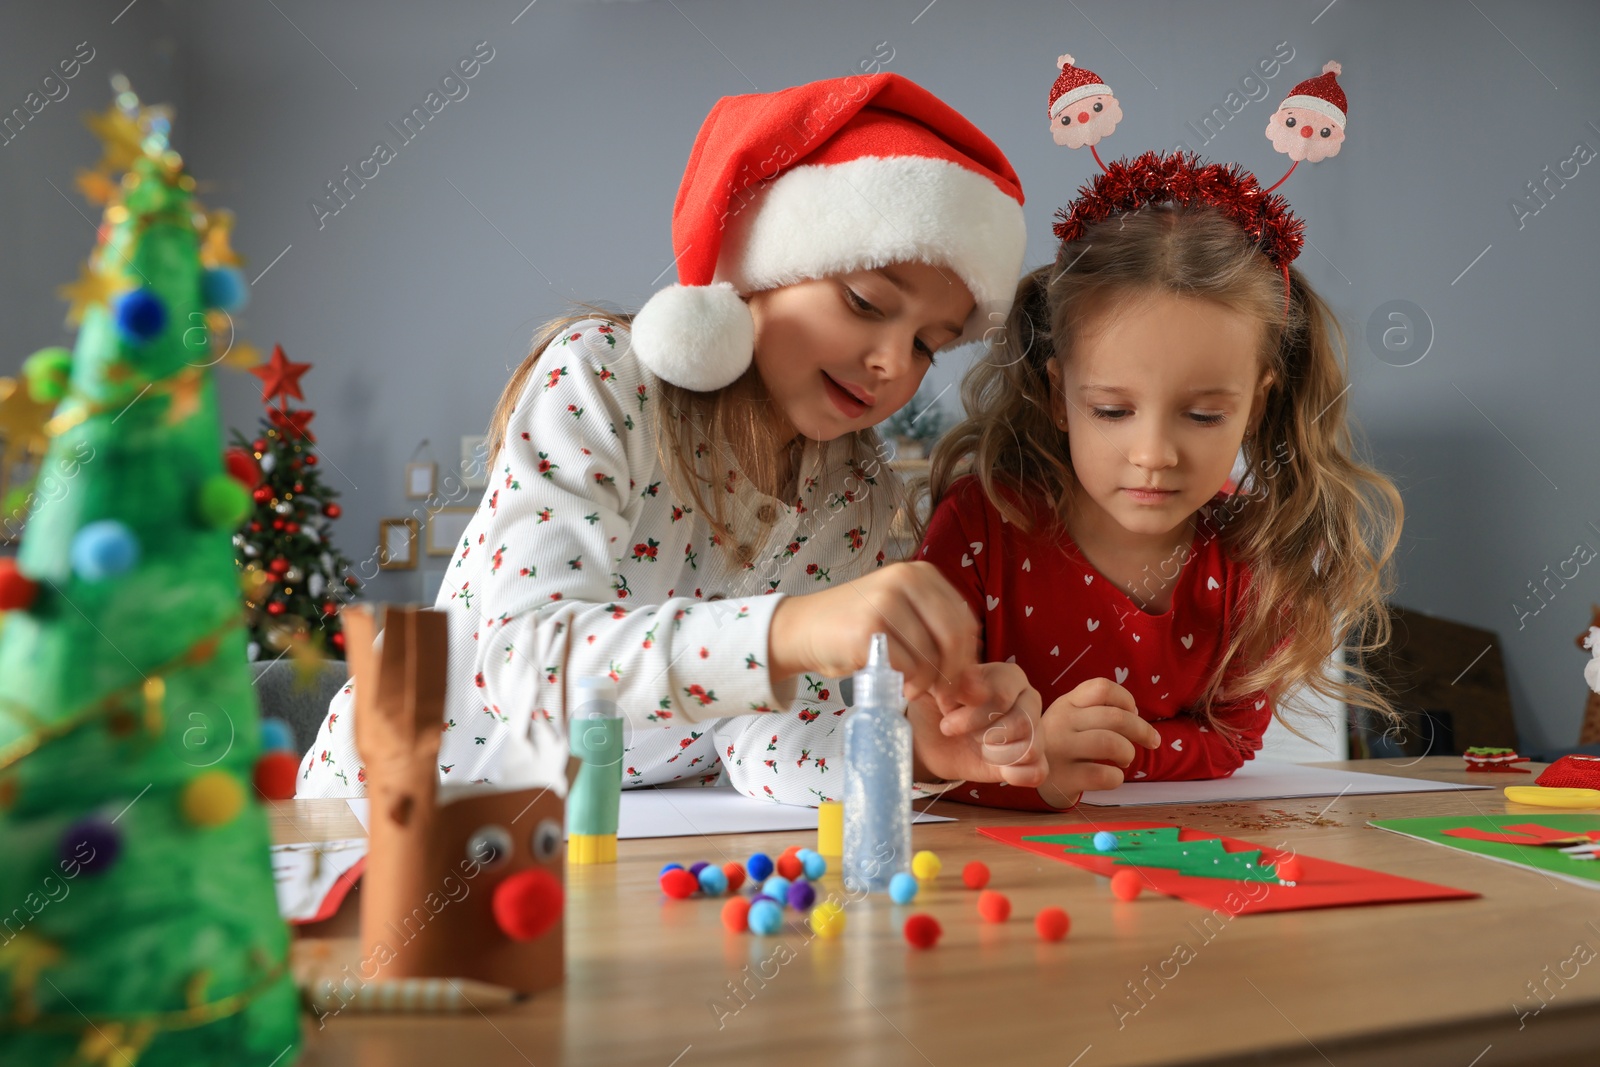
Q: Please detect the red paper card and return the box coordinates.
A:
[979,822,1477,914]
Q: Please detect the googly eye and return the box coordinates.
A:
[1320,127,1332,138]
[531,818,562,862]
[1059,114,1072,125]
[1284,116,1297,128]
[467,825,512,868]
[1092,101,1103,113]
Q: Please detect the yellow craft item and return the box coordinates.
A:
[1504,786,1600,809]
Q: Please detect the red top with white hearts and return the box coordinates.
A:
[918,475,1273,810]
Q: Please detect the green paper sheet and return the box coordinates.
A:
[1370,814,1600,890]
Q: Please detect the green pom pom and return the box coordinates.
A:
[22,347,72,403]
[197,473,250,528]
[2,487,30,519]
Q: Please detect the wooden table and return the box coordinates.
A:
[270,759,1600,1066]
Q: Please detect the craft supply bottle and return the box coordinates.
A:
[842,633,911,892]
[567,677,625,864]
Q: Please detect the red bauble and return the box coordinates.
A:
[344,576,358,588]
[323,503,341,519]
[272,519,285,531]
[224,447,261,489]
[331,631,345,649]
[285,523,300,534]
[305,454,318,466]
[252,486,272,504]
[252,438,267,452]
[322,601,338,617]
[268,558,290,575]
[249,522,262,533]
[292,482,304,494]
[266,602,286,615]
[253,751,299,800]
[0,560,40,611]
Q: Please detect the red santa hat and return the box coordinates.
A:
[631,72,1027,392]
[1277,61,1348,127]
[1047,54,1113,117]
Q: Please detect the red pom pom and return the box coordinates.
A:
[776,852,803,880]
[224,447,260,489]
[0,560,40,611]
[491,869,563,941]
[722,861,746,893]
[1110,869,1143,901]
[253,751,299,800]
[323,502,341,519]
[1035,906,1071,942]
[977,890,1011,923]
[962,861,990,890]
[660,867,699,899]
[721,896,751,933]
[1273,855,1304,883]
[903,914,942,949]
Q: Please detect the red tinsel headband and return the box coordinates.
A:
[1046,54,1350,317]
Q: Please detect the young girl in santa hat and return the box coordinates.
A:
[917,129,1404,807]
[297,72,1048,804]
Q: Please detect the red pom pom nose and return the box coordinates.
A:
[1300,125,1313,138]
[492,868,564,941]
[1077,111,1090,124]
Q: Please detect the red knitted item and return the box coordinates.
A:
[1535,755,1600,790]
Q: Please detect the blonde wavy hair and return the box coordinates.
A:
[928,205,1404,734]
[486,306,897,573]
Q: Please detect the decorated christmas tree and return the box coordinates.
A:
[1028,827,1282,882]
[230,346,359,662]
[0,77,302,1064]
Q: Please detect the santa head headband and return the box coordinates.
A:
[1046,56,1349,312]
[631,73,1027,392]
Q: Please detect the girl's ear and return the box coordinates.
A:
[1247,369,1277,435]
[1044,358,1066,426]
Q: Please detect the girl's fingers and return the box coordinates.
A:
[940,663,1032,736]
[1059,761,1125,794]
[1063,677,1138,715]
[1058,728,1138,768]
[902,564,980,698]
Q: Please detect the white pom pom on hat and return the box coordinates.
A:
[629,72,1027,392]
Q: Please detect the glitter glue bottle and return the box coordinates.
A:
[842,633,911,893]
[567,677,624,864]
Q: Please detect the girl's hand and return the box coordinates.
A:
[1035,678,1161,808]
[769,562,980,702]
[907,662,1047,787]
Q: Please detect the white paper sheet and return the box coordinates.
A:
[271,838,367,921]
[1077,759,1490,807]
[347,787,954,839]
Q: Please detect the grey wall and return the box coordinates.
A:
[3,0,1597,750]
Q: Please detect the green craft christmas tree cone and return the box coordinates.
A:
[0,80,302,1066]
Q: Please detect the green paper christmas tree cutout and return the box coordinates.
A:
[0,79,301,1066]
[1026,827,1281,882]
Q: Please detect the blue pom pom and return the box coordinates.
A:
[201,267,250,312]
[659,862,685,877]
[787,880,816,911]
[697,865,729,896]
[71,520,140,581]
[762,875,791,905]
[59,817,120,877]
[889,871,919,905]
[746,852,773,882]
[260,717,296,753]
[801,852,827,880]
[113,288,167,342]
[1093,831,1119,852]
[748,899,783,936]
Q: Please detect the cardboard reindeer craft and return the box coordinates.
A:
[344,603,572,996]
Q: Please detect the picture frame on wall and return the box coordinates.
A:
[427,507,475,557]
[405,461,436,500]
[460,434,489,490]
[378,517,419,571]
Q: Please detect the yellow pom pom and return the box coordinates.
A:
[809,901,845,939]
[182,771,244,827]
[912,850,942,881]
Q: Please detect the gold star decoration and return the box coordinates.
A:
[73,166,119,207]
[199,209,241,269]
[56,260,127,327]
[83,102,146,174]
[164,368,203,426]
[218,339,263,372]
[0,378,53,464]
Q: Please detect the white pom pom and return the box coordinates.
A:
[631,282,755,392]
[1323,60,1342,76]
[1057,53,1075,69]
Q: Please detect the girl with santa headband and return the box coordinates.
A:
[918,56,1402,809]
[297,73,1049,803]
